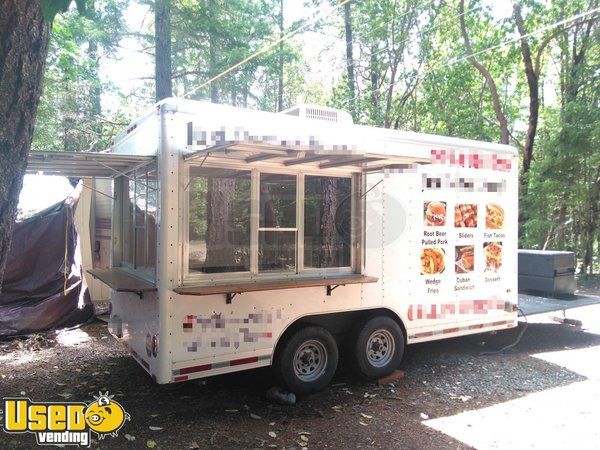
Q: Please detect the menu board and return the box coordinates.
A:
[410,153,516,318]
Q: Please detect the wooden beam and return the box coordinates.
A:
[183,142,237,162]
[319,157,385,169]
[283,154,333,166]
[245,150,296,163]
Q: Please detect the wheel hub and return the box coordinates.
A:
[293,340,328,382]
[366,329,395,368]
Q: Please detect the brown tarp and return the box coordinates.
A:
[0,183,94,337]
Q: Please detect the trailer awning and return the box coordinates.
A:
[183,141,427,172]
[27,151,156,178]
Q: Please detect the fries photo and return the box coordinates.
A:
[421,248,445,275]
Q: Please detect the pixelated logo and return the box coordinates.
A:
[2,392,130,447]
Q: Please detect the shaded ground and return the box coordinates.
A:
[577,274,600,297]
[1,304,599,449]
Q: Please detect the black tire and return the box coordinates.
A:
[274,326,338,395]
[353,316,404,379]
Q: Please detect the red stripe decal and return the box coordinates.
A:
[492,320,507,326]
[179,364,213,375]
[468,324,484,330]
[140,358,150,370]
[230,356,259,367]
[415,331,433,338]
[174,375,189,382]
[443,327,460,334]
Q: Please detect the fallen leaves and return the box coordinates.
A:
[149,426,164,431]
[146,440,156,448]
[268,431,277,438]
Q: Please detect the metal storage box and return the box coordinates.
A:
[518,250,576,296]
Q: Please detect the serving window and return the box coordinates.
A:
[117,165,158,281]
[184,164,358,281]
[188,167,251,274]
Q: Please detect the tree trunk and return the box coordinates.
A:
[205,178,236,270]
[513,3,539,179]
[319,178,338,267]
[276,0,284,112]
[343,2,356,121]
[208,0,218,103]
[155,0,173,101]
[369,47,380,126]
[383,62,399,128]
[0,0,51,291]
[458,0,509,144]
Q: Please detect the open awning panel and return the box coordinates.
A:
[183,141,428,172]
[27,151,156,178]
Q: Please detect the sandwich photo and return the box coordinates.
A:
[424,201,446,227]
[455,245,474,273]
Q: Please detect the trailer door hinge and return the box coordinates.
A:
[226,292,238,304]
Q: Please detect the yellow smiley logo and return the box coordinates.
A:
[84,393,130,438]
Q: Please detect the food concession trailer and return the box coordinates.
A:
[32,99,519,393]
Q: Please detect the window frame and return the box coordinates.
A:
[113,164,158,283]
[182,160,358,284]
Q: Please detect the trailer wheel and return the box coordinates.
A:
[274,326,338,395]
[354,316,404,379]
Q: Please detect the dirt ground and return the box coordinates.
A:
[1,301,599,449]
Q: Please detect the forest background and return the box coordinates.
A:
[30,0,599,273]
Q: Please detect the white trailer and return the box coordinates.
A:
[81,99,518,393]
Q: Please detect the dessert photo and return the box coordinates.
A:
[484,241,502,271]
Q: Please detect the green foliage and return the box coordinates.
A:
[34,0,599,271]
[39,0,87,21]
[33,0,127,152]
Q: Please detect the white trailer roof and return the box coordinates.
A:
[169,98,516,157]
[113,98,512,172]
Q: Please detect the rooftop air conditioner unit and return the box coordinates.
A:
[280,104,353,125]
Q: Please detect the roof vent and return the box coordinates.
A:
[280,104,353,125]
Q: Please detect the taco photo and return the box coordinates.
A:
[486,203,504,229]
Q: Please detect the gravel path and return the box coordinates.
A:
[1,304,599,449]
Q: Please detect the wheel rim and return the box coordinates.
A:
[366,329,395,367]
[293,339,328,382]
